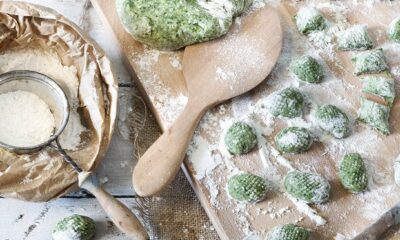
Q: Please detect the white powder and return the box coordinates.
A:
[0,91,55,147]
[0,48,87,151]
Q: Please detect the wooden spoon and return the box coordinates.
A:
[132,6,283,197]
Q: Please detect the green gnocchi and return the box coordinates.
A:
[388,16,400,42]
[284,170,331,204]
[358,98,391,135]
[275,127,313,154]
[361,76,395,106]
[294,7,326,35]
[352,48,389,75]
[290,55,324,84]
[227,173,268,203]
[339,153,368,193]
[266,224,310,240]
[337,25,373,51]
[314,104,351,139]
[265,87,305,118]
[52,215,96,240]
[225,122,257,155]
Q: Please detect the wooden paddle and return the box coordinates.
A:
[132,6,283,197]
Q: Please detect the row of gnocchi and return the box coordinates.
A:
[223,7,400,240]
[295,7,398,135]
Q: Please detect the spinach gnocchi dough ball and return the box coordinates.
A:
[339,153,368,193]
[358,98,391,135]
[265,87,305,118]
[225,122,257,155]
[352,48,389,76]
[338,25,374,51]
[290,56,324,84]
[294,7,326,35]
[275,127,313,154]
[116,0,252,50]
[52,215,96,240]
[227,173,268,202]
[266,224,310,240]
[284,170,331,204]
[388,16,400,42]
[314,104,350,139]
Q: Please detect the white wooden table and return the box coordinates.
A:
[0,1,399,239]
[0,1,217,239]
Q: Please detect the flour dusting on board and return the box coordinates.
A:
[130,0,400,238]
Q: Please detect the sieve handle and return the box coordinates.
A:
[79,172,149,240]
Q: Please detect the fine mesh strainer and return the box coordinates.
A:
[0,70,148,239]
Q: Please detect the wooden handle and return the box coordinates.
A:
[132,100,207,196]
[79,172,149,240]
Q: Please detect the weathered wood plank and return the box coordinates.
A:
[0,196,218,240]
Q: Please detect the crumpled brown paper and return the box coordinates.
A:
[0,1,118,202]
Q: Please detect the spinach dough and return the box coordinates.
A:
[275,127,313,154]
[265,87,305,118]
[352,48,389,75]
[358,97,391,135]
[339,153,368,193]
[52,215,96,240]
[225,122,257,155]
[389,16,400,42]
[314,104,351,139]
[266,224,310,240]
[116,0,252,50]
[227,173,268,202]
[284,170,331,204]
[290,55,324,84]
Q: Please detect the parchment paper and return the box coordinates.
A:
[0,1,118,202]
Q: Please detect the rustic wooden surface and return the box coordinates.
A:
[89,0,400,239]
[0,1,218,239]
[0,0,400,239]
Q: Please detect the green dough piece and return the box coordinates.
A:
[275,127,313,154]
[361,76,395,106]
[265,87,305,118]
[284,170,331,204]
[338,25,374,51]
[339,153,368,193]
[116,0,252,50]
[294,7,326,35]
[314,104,351,139]
[266,224,310,240]
[352,48,389,76]
[225,122,257,155]
[358,98,391,135]
[389,16,400,42]
[227,173,268,202]
[290,56,324,84]
[53,215,96,240]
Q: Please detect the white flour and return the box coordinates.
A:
[0,48,87,151]
[0,91,55,147]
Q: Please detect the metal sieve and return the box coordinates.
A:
[0,70,70,154]
[0,70,149,239]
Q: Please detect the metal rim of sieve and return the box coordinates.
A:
[0,70,70,153]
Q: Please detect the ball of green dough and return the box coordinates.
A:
[275,127,313,154]
[314,104,351,139]
[352,48,389,76]
[116,0,252,50]
[389,16,400,42]
[225,122,257,155]
[52,215,96,240]
[266,224,310,240]
[227,173,268,202]
[284,170,331,204]
[338,25,373,51]
[358,97,391,135]
[290,56,324,84]
[339,153,368,193]
[265,87,305,118]
[294,7,326,35]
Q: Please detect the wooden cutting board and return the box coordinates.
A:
[91,1,400,239]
